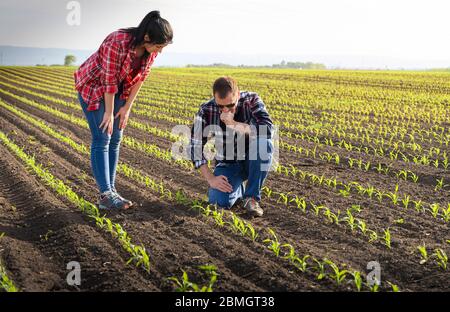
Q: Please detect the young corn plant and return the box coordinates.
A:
[263,228,281,257]
[323,208,340,225]
[408,171,419,183]
[434,178,449,191]
[413,200,424,213]
[228,212,248,237]
[382,228,392,249]
[351,271,362,292]
[442,204,450,223]
[289,196,307,212]
[367,230,379,243]
[324,259,349,286]
[168,265,219,292]
[313,259,327,281]
[429,203,440,219]
[401,195,410,210]
[342,209,357,233]
[311,203,326,216]
[417,245,428,264]
[433,249,448,270]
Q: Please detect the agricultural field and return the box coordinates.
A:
[0,66,449,292]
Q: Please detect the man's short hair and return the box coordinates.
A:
[212,76,238,99]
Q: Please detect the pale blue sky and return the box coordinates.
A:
[0,0,449,68]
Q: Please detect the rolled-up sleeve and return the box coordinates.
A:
[100,40,121,94]
[249,94,273,138]
[190,108,209,169]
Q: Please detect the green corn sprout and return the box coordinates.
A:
[289,196,307,212]
[357,219,368,235]
[261,186,273,198]
[386,192,399,205]
[417,245,428,264]
[441,204,450,223]
[245,221,258,241]
[311,203,326,216]
[212,208,225,226]
[383,228,392,249]
[277,192,289,205]
[263,228,281,257]
[375,190,385,203]
[169,265,218,292]
[433,249,448,270]
[429,203,440,219]
[408,171,419,183]
[351,271,362,292]
[413,200,424,213]
[367,230,378,243]
[401,195,410,210]
[324,259,349,286]
[292,255,310,272]
[0,261,18,292]
[342,210,357,232]
[387,281,399,292]
[323,208,340,224]
[313,259,326,281]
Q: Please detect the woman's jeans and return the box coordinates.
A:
[78,93,125,194]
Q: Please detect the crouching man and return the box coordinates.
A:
[190,76,274,217]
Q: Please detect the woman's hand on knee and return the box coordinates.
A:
[100,112,114,135]
[115,106,131,130]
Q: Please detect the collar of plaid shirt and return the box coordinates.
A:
[74,30,157,111]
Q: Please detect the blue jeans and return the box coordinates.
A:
[208,137,273,208]
[78,93,125,193]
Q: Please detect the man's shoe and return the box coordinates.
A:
[243,197,264,217]
[98,190,131,210]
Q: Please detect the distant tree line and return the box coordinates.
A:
[186,60,326,69]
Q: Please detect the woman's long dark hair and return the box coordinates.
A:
[121,11,173,52]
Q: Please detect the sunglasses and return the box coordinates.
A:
[217,99,238,111]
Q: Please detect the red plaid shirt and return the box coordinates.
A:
[74,30,157,111]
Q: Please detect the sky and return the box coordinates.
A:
[0,0,449,68]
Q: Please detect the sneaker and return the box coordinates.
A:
[98,190,130,210]
[111,188,133,207]
[243,197,264,217]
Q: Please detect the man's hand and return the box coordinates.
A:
[115,106,131,130]
[208,175,233,193]
[220,111,235,126]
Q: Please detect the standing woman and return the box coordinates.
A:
[74,11,173,210]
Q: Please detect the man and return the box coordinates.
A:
[190,76,274,217]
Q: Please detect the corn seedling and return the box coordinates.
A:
[263,228,281,257]
[351,271,362,292]
[382,228,392,249]
[0,261,18,292]
[401,195,410,210]
[433,249,448,270]
[324,259,349,286]
[429,203,440,219]
[289,195,307,212]
[313,259,326,281]
[417,245,428,264]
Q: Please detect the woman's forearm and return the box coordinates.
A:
[104,92,115,115]
[124,81,144,110]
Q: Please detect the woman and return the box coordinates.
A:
[74,11,173,210]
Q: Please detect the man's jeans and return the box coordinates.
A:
[78,92,125,194]
[208,137,273,208]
